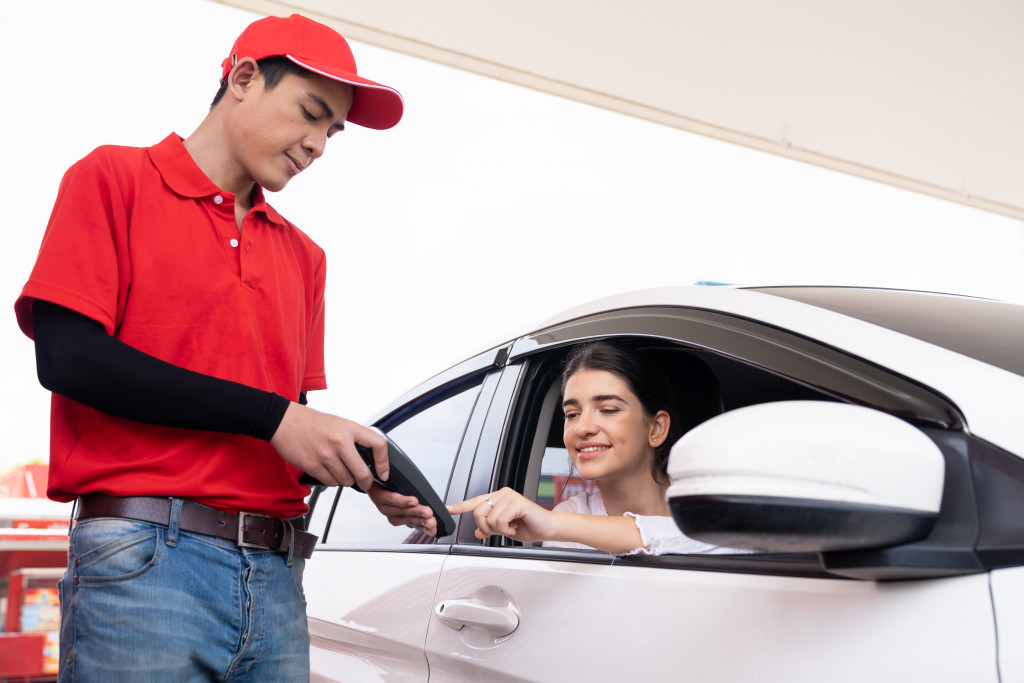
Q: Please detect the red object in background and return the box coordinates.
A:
[5,569,62,678]
[0,464,69,681]
[0,465,49,500]
[0,465,71,578]
[0,537,66,593]
[0,633,46,678]
[6,569,62,634]
[551,475,600,505]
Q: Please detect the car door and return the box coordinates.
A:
[422,307,1000,682]
[305,350,507,683]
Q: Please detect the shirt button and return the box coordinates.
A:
[230,238,239,248]
[214,195,224,205]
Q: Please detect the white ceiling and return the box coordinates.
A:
[211,0,1024,220]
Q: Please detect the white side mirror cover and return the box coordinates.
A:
[666,401,945,552]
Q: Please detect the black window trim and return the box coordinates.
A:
[508,306,965,430]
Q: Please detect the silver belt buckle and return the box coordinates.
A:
[237,511,272,549]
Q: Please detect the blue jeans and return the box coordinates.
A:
[59,505,309,682]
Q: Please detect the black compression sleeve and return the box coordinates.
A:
[32,300,290,441]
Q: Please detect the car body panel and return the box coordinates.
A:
[992,566,1024,680]
[423,554,997,682]
[307,550,447,682]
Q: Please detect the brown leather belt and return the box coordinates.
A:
[76,494,317,559]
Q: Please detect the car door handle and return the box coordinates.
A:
[435,599,519,638]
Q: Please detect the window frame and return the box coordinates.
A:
[309,356,506,552]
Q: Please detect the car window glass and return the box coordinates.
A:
[322,382,482,545]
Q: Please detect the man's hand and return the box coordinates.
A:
[368,485,438,536]
[270,402,388,491]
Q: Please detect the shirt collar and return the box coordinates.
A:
[252,188,287,225]
[148,134,288,227]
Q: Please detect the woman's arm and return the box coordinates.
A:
[447,487,644,554]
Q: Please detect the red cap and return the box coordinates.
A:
[221,14,403,130]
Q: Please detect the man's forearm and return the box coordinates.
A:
[32,299,289,440]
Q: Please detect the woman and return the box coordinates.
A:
[448,342,743,556]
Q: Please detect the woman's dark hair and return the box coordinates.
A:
[210,56,311,109]
[560,342,682,485]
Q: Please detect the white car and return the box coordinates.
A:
[303,285,1024,682]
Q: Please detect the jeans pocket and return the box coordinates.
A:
[71,518,161,583]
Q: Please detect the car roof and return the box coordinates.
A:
[538,284,1001,329]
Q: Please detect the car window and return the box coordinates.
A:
[506,343,831,555]
[318,380,483,546]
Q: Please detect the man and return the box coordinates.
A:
[16,14,434,681]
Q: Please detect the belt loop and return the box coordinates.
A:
[285,520,296,567]
[166,498,183,547]
[68,499,78,536]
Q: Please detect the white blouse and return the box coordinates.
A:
[543,491,749,556]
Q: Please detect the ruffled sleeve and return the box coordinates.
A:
[622,513,752,556]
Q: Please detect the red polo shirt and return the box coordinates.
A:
[16,134,327,517]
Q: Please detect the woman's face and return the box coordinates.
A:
[562,369,663,483]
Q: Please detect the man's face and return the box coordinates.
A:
[231,68,355,192]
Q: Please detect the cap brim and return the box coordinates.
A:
[287,55,404,130]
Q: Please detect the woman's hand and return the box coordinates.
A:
[448,487,559,543]
[449,487,647,553]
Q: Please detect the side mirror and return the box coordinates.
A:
[666,401,945,553]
